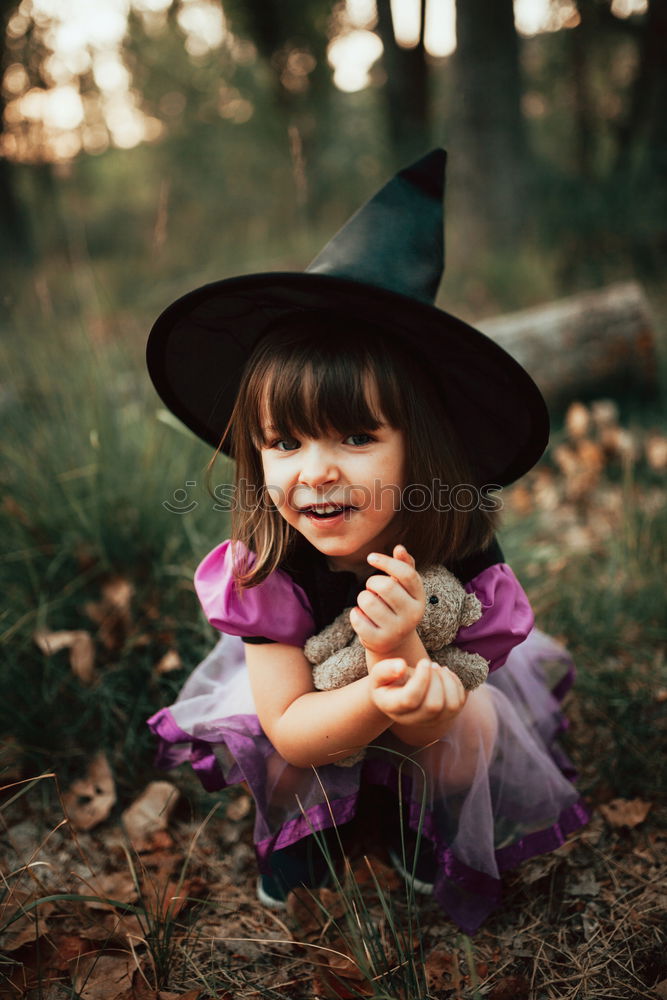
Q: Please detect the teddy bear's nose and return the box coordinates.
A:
[429,595,439,604]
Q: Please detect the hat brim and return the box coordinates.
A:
[146,272,549,488]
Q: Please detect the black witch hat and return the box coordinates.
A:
[147,149,549,487]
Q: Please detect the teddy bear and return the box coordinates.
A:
[303,565,490,766]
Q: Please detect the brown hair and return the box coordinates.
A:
[218,311,500,587]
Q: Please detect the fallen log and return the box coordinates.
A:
[477,281,658,407]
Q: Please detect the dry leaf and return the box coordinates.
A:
[81,872,138,911]
[121,781,179,849]
[566,870,600,897]
[154,649,182,674]
[509,484,533,515]
[576,438,605,473]
[286,884,347,936]
[70,952,135,1000]
[140,875,205,921]
[136,850,181,877]
[0,734,24,784]
[78,912,146,946]
[130,968,159,1000]
[34,628,96,684]
[425,946,453,992]
[352,855,400,891]
[590,399,619,429]
[70,632,96,684]
[85,576,134,650]
[0,891,55,951]
[226,793,252,822]
[532,467,560,511]
[323,946,366,982]
[490,975,531,1000]
[63,753,116,831]
[34,628,78,655]
[599,797,652,828]
[313,972,374,998]
[565,401,590,440]
[653,980,667,1000]
[600,426,638,462]
[46,934,93,971]
[159,992,205,1000]
[553,443,579,477]
[645,434,667,472]
[3,495,31,526]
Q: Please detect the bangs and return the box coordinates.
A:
[227,310,501,587]
[240,315,405,449]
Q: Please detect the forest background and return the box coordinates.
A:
[1,1,666,998]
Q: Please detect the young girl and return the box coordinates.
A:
[147,150,589,934]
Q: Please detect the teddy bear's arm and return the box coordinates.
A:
[303,609,356,664]
[431,645,489,690]
[311,641,368,691]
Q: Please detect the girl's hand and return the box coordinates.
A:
[350,545,425,657]
[369,657,467,731]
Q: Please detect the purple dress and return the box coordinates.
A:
[148,539,589,933]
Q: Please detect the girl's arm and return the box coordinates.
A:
[244,640,390,768]
[352,546,469,746]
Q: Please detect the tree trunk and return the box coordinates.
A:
[570,0,597,179]
[0,0,32,261]
[375,0,430,167]
[451,0,528,248]
[477,282,658,406]
[220,0,335,218]
[615,0,667,176]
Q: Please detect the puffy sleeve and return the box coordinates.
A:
[194,540,315,647]
[453,564,534,673]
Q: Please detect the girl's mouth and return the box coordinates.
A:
[299,504,355,521]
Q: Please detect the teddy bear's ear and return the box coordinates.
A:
[459,592,482,628]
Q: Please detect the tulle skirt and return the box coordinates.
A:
[148,627,589,933]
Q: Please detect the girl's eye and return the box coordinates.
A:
[345,433,374,446]
[274,437,300,452]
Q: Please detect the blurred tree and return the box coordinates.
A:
[569,0,597,179]
[374,0,430,165]
[614,0,667,179]
[451,0,529,247]
[221,0,337,212]
[0,0,32,260]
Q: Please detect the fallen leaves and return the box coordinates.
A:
[63,753,117,831]
[121,781,180,851]
[489,975,531,1000]
[155,649,182,674]
[425,946,456,993]
[0,891,55,951]
[85,576,134,651]
[599,797,653,829]
[70,952,136,1000]
[34,628,96,684]
[81,872,139,911]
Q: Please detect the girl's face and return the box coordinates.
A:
[260,415,405,577]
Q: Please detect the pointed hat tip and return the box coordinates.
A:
[398,148,446,201]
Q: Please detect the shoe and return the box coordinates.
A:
[388,839,436,895]
[256,874,289,909]
[256,834,333,909]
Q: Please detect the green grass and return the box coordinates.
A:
[0,296,229,791]
[500,445,667,801]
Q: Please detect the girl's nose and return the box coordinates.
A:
[298,443,339,488]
